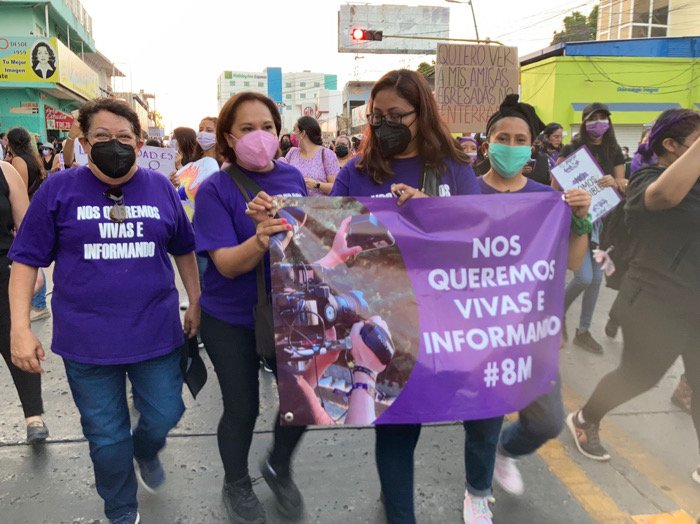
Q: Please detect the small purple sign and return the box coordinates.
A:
[272,193,570,426]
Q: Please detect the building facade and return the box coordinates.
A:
[216,68,340,134]
[597,0,700,40]
[0,0,123,142]
[520,37,700,151]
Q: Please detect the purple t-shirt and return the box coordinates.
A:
[285,146,340,196]
[194,161,307,328]
[478,176,557,195]
[330,155,480,197]
[9,166,195,365]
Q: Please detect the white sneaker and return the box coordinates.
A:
[463,490,494,524]
[179,300,189,310]
[493,449,524,495]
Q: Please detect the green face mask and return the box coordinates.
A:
[488,143,532,179]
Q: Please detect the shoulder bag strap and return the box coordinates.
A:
[222,164,268,306]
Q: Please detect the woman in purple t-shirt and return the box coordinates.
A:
[286,116,340,195]
[8,98,200,524]
[193,92,309,524]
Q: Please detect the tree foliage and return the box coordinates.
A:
[551,6,598,45]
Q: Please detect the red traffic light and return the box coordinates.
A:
[351,28,383,41]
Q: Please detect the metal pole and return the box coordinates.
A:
[67,24,70,48]
[380,34,502,45]
[468,1,480,41]
[44,4,49,37]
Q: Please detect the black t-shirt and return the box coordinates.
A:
[561,140,625,176]
[527,151,551,186]
[0,166,15,255]
[624,165,700,311]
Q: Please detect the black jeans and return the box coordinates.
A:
[0,260,43,418]
[582,284,700,454]
[201,311,306,483]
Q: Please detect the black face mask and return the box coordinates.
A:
[89,139,136,179]
[375,122,412,158]
[335,145,349,158]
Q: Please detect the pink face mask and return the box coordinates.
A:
[230,130,279,170]
[289,133,299,147]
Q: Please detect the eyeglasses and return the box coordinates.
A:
[366,110,417,128]
[103,188,126,223]
[87,131,138,145]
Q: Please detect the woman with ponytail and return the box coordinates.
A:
[566,108,700,488]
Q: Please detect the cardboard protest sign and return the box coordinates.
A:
[550,145,621,223]
[137,146,175,176]
[435,43,519,133]
[271,193,570,426]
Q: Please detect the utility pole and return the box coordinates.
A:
[445,0,480,42]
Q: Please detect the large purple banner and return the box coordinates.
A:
[271,193,570,426]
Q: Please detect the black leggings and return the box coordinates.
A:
[581,284,700,454]
[201,311,306,483]
[0,261,43,418]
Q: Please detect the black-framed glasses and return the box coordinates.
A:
[103,188,126,223]
[366,110,417,128]
[87,131,138,145]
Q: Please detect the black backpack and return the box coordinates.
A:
[598,198,631,290]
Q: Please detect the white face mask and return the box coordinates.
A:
[42,149,52,157]
[196,132,216,151]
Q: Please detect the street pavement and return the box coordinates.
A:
[1,266,698,524]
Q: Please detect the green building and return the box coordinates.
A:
[0,0,122,142]
[520,37,700,150]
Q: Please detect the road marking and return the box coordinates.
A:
[504,413,632,523]
[534,434,632,523]
[560,383,700,519]
[632,510,697,523]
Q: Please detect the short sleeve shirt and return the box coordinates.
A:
[285,146,340,196]
[8,166,195,364]
[194,161,308,328]
[330,156,480,197]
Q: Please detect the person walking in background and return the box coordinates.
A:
[334,134,354,169]
[8,98,200,524]
[565,108,700,487]
[286,116,340,195]
[0,159,49,444]
[5,127,50,322]
[557,103,626,354]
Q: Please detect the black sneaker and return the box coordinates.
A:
[604,318,619,339]
[260,459,304,520]
[222,476,266,524]
[573,329,603,354]
[566,412,611,461]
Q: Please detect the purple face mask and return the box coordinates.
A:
[586,119,610,139]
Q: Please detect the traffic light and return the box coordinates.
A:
[351,28,383,41]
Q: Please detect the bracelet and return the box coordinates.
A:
[571,212,593,236]
[349,382,376,398]
[351,365,377,381]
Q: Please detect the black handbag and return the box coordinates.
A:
[418,162,442,196]
[223,165,276,359]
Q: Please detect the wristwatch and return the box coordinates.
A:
[315,182,321,189]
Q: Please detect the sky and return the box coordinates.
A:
[78,0,599,132]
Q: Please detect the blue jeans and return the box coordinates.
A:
[64,349,185,520]
[500,375,564,457]
[31,268,46,310]
[196,253,208,287]
[463,417,504,497]
[375,417,503,523]
[564,246,603,332]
